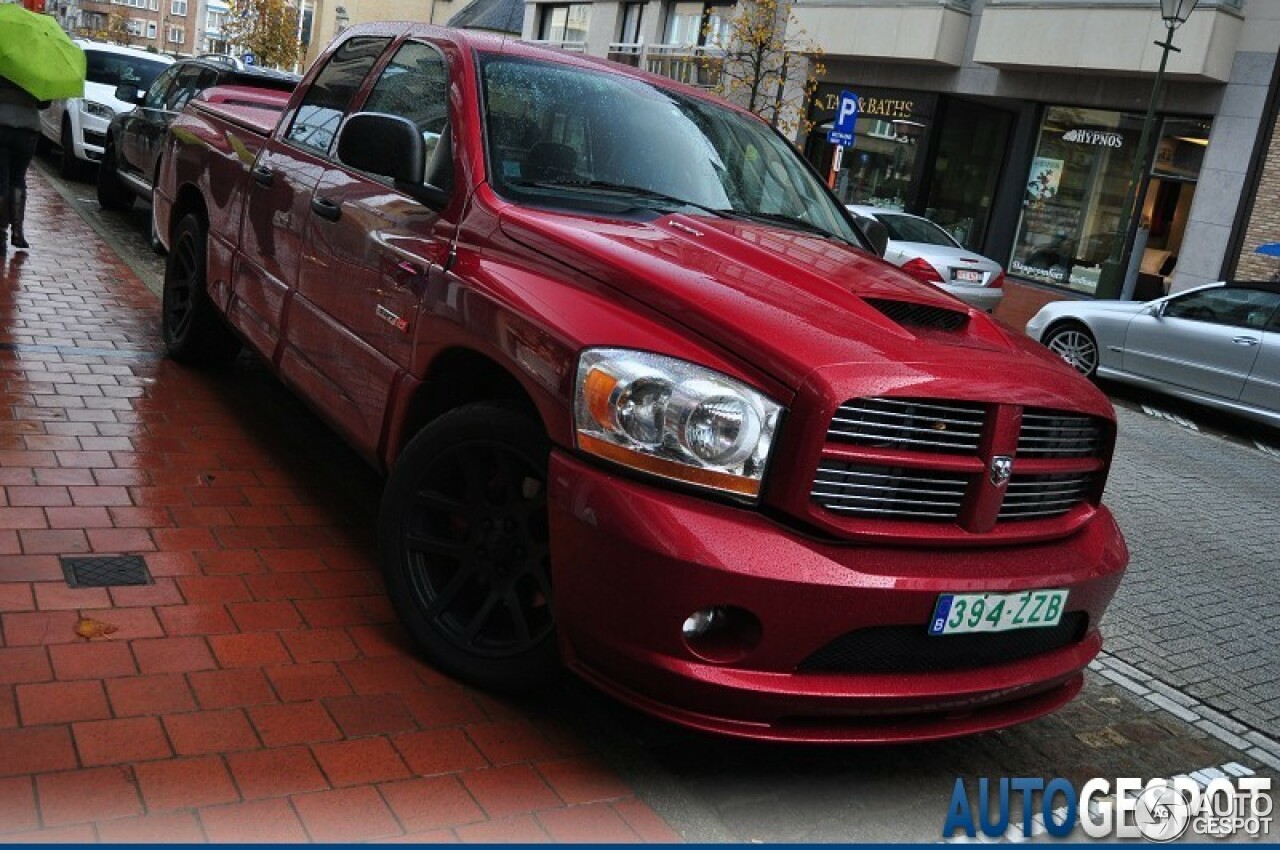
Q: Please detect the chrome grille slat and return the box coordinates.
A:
[812,461,967,522]
[827,397,987,455]
[1017,408,1104,458]
[998,473,1095,521]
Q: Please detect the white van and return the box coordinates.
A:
[39,41,172,179]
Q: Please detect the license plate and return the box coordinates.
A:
[929,589,1068,635]
[953,268,983,283]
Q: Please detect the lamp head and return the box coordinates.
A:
[1160,0,1199,28]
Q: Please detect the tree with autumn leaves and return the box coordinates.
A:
[706,0,824,140]
[222,0,301,69]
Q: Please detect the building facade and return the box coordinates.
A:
[521,0,1280,303]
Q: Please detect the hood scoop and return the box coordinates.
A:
[865,298,969,333]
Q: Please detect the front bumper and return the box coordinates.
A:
[549,451,1126,743]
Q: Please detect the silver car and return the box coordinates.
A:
[846,205,1005,312]
[1026,282,1280,428]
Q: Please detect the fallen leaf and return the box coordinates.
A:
[74,618,118,640]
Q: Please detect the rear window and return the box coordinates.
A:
[85,51,169,90]
[876,213,958,247]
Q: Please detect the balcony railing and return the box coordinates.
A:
[645,44,724,89]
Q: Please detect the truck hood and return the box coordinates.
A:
[499,205,1033,389]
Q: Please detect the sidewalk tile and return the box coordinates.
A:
[291,786,402,842]
[537,803,640,843]
[199,797,309,843]
[227,746,329,800]
[164,709,260,755]
[248,702,342,748]
[311,737,410,787]
[73,716,173,766]
[134,756,240,812]
[394,727,489,776]
[460,765,563,819]
[104,673,196,716]
[95,811,206,843]
[16,680,110,725]
[379,776,486,833]
[35,766,143,826]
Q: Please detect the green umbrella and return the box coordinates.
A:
[0,5,85,102]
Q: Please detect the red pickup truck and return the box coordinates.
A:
[154,23,1128,743]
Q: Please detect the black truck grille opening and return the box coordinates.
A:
[812,462,968,521]
[827,397,987,454]
[1018,408,1104,457]
[797,612,1089,674]
[865,298,969,332]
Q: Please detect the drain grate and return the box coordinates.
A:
[60,555,153,588]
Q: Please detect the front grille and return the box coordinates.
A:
[865,298,969,331]
[797,612,1089,673]
[1018,408,1104,457]
[999,473,1094,520]
[812,461,968,521]
[827,397,987,454]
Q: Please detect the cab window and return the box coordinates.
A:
[285,36,390,155]
[360,41,452,189]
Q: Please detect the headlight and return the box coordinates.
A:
[574,348,783,500]
[81,101,115,119]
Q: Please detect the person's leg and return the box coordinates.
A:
[0,128,13,253]
[9,130,37,250]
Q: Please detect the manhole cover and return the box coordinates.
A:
[60,555,153,588]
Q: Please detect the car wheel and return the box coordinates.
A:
[379,402,558,692]
[58,119,84,181]
[96,141,134,211]
[1043,322,1099,378]
[161,213,241,366]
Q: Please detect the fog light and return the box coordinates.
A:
[680,605,762,664]
[682,607,725,639]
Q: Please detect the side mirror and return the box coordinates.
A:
[1152,301,1168,318]
[336,112,450,208]
[115,83,144,105]
[857,216,890,257]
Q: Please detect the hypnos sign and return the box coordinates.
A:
[1062,129,1124,148]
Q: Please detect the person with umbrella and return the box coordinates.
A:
[0,4,85,254]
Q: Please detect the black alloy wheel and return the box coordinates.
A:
[380,403,558,692]
[161,213,240,366]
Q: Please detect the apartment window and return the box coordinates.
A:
[618,2,643,43]
[167,25,183,43]
[126,17,145,34]
[171,0,187,14]
[146,20,157,37]
[537,3,590,42]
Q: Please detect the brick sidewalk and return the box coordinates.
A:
[0,173,677,843]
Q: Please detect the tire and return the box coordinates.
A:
[96,141,134,211]
[59,119,84,181]
[1043,322,1099,379]
[379,402,558,692]
[161,213,241,366]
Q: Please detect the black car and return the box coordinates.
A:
[97,58,298,221]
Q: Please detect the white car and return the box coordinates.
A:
[846,205,1005,312]
[39,41,172,180]
[1026,281,1280,428]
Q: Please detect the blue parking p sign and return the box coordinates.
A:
[826,90,859,147]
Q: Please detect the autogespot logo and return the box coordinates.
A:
[942,774,1273,841]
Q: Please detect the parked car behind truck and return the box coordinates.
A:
[155,23,1128,743]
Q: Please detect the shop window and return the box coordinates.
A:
[1009,106,1210,294]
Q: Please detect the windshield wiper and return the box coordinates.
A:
[509,179,731,219]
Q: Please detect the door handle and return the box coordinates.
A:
[310,197,342,222]
[1232,336,1260,346]
[251,165,274,187]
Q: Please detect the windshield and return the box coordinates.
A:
[479,54,861,245]
[85,51,169,90]
[875,213,959,247]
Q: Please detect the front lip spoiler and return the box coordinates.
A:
[570,657,1084,744]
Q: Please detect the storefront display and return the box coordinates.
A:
[1009,107,1211,295]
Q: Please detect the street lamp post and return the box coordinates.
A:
[1095,0,1199,300]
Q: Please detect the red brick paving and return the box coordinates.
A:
[0,172,676,840]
